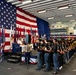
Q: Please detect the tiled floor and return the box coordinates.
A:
[0,54,76,75]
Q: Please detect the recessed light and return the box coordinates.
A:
[58,5,69,10]
[22,0,32,4]
[70,20,75,21]
[37,10,46,13]
[48,17,54,20]
[7,0,15,2]
[65,14,73,17]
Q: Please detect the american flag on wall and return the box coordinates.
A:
[30,27,36,43]
[0,0,38,52]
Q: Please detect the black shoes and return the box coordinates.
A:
[36,68,41,70]
[44,69,50,72]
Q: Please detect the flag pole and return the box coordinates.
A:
[1,25,5,60]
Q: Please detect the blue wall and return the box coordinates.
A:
[36,17,50,39]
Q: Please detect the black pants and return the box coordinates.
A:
[58,53,63,67]
[25,52,30,64]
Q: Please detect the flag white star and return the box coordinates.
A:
[6,4,8,6]
[12,25,14,26]
[14,22,16,25]
[6,26,8,28]
[6,9,8,11]
[14,8,16,10]
[8,18,10,20]
[10,21,12,23]
[4,6,6,8]
[10,16,12,18]
[4,22,6,24]
[14,17,15,19]
[11,6,12,8]
[12,19,14,21]
[10,11,12,13]
[14,12,16,14]
[1,19,3,21]
[4,11,6,13]
[8,7,10,9]
[8,13,10,15]
[1,13,3,15]
[6,20,8,22]
[4,17,6,19]
[1,1,3,4]
[12,9,15,11]
[6,15,8,17]
[2,7,3,9]
[8,23,10,25]
[12,14,14,16]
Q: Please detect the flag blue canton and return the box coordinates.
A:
[0,0,16,29]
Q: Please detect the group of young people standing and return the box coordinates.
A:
[35,37,76,74]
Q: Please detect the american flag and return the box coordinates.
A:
[30,27,35,44]
[0,0,38,52]
[32,29,37,43]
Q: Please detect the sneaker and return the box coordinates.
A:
[53,71,58,74]
[59,66,63,70]
[42,65,45,68]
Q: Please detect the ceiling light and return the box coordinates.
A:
[22,0,32,4]
[7,0,16,2]
[65,14,73,17]
[56,22,61,23]
[20,0,62,9]
[37,10,46,13]
[48,17,54,20]
[58,5,69,10]
[70,20,75,21]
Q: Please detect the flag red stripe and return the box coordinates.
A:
[5,42,10,45]
[16,21,37,28]
[26,30,38,33]
[19,0,22,1]
[0,32,10,37]
[16,27,38,33]
[16,14,36,23]
[4,50,9,52]
[0,32,1,36]
[21,35,24,37]
[5,33,10,37]
[16,27,25,32]
[17,8,36,18]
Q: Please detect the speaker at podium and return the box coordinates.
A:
[25,34,31,44]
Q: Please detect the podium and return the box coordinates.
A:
[21,44,32,62]
[12,43,21,53]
